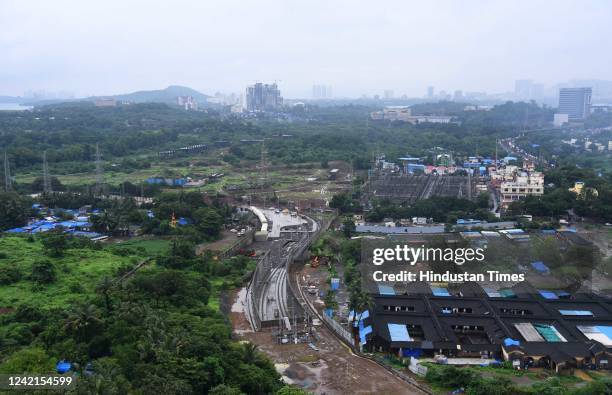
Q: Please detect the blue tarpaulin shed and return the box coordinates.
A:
[531,261,550,274]
[56,360,72,374]
[6,227,27,233]
[349,310,370,326]
[359,325,373,344]
[401,348,423,357]
[504,338,520,347]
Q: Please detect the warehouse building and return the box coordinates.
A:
[359,281,612,372]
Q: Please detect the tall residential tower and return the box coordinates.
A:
[246,83,283,112]
[558,87,592,120]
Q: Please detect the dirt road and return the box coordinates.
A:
[229,288,425,395]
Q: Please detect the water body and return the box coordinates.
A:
[0,103,33,111]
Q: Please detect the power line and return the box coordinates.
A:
[260,140,268,207]
[4,152,12,192]
[95,143,104,196]
[42,150,52,193]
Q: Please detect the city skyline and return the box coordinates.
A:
[2,1,612,98]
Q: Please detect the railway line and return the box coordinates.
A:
[247,210,318,327]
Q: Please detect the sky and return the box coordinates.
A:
[1,0,611,98]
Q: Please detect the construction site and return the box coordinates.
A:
[229,208,427,394]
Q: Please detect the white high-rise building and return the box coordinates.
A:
[312,84,333,99]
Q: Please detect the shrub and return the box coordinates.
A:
[0,266,22,285]
[30,260,56,284]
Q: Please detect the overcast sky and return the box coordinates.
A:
[1,0,611,98]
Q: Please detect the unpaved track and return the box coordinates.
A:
[229,289,426,395]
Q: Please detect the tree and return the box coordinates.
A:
[350,289,373,328]
[96,277,114,314]
[209,384,243,395]
[276,386,310,395]
[0,347,55,374]
[330,193,357,214]
[0,192,29,230]
[466,377,515,395]
[63,304,103,342]
[532,236,563,268]
[324,291,338,310]
[31,176,65,192]
[0,266,22,285]
[40,230,68,257]
[193,207,224,238]
[342,218,356,238]
[476,192,490,209]
[425,365,474,389]
[30,260,56,284]
[74,357,132,395]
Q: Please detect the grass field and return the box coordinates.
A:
[13,152,343,198]
[14,162,230,187]
[0,236,146,309]
[111,237,171,255]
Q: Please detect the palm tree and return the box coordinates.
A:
[242,342,259,364]
[63,304,103,342]
[354,290,373,326]
[96,277,114,314]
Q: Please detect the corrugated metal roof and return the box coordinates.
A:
[378,284,395,295]
[515,323,545,342]
[432,287,451,297]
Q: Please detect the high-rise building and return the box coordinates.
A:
[312,84,332,99]
[384,90,394,99]
[453,90,463,101]
[514,79,533,100]
[558,87,592,120]
[427,86,434,98]
[246,82,283,112]
[530,83,545,100]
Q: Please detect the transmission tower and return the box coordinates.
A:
[260,140,268,184]
[4,152,12,192]
[42,151,52,193]
[260,140,268,206]
[95,143,104,196]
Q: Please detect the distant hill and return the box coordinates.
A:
[2,86,211,107]
[0,95,23,103]
[94,85,210,105]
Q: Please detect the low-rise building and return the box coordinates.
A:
[370,107,454,124]
[499,171,544,208]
